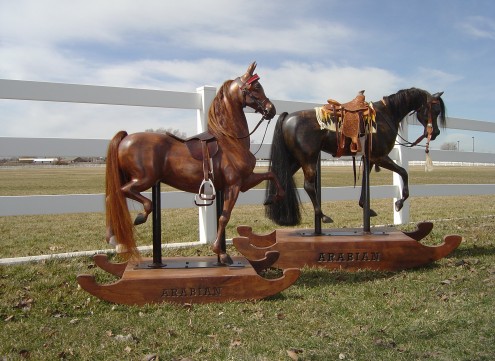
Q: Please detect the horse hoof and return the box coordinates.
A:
[220,253,233,265]
[134,214,147,225]
[395,200,404,212]
[322,215,334,223]
[108,236,118,247]
[370,209,378,217]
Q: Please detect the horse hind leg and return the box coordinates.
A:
[120,179,154,225]
[104,196,130,254]
[211,185,241,265]
[358,161,378,217]
[106,223,117,246]
[302,165,333,223]
[360,156,409,214]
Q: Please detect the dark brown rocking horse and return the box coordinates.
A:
[105,62,284,264]
[265,88,446,226]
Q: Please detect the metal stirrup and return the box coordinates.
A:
[194,179,216,206]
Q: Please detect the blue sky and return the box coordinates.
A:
[1,0,494,152]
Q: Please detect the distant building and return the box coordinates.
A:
[18,157,58,164]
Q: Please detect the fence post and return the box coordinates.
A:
[393,120,410,225]
[196,86,217,244]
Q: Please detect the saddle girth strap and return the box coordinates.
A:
[202,140,211,182]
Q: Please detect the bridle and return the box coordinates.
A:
[392,97,440,152]
[235,74,272,116]
[230,74,273,141]
[411,98,440,154]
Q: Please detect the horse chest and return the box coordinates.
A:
[219,148,255,178]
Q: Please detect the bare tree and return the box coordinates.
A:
[145,127,187,138]
[440,142,457,151]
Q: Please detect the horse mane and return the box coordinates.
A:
[437,97,447,128]
[384,88,428,115]
[207,80,235,138]
[384,87,447,128]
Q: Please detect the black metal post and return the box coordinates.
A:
[314,152,322,235]
[362,151,371,233]
[150,182,164,267]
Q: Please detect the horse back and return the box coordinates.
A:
[117,132,187,174]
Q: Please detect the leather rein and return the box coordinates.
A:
[386,97,440,152]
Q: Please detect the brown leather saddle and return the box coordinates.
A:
[322,90,375,154]
[167,131,219,206]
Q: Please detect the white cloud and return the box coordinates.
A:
[459,16,495,40]
[265,61,402,103]
[0,44,89,82]
[405,67,463,94]
[181,21,354,55]
[1,1,350,55]
[89,59,261,91]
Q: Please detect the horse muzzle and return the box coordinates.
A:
[428,128,440,141]
[262,102,276,120]
[424,123,439,141]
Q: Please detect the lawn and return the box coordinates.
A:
[0,165,494,360]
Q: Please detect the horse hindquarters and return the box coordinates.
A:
[265,113,302,226]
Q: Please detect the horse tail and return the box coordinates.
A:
[105,130,139,260]
[265,112,301,226]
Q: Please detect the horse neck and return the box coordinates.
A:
[385,92,426,127]
[208,95,251,147]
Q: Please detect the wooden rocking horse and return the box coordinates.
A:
[77,63,300,305]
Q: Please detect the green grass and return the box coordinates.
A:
[0,165,493,258]
[0,165,494,196]
[0,166,494,360]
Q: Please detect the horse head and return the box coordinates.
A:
[416,91,445,141]
[233,62,276,120]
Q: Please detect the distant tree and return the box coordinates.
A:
[440,142,457,151]
[145,127,187,138]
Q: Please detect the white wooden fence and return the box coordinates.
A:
[1,79,494,247]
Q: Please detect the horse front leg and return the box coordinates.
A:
[370,156,409,211]
[211,185,241,265]
[302,164,333,223]
[241,171,285,204]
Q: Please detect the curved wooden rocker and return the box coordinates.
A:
[77,254,299,305]
[93,254,127,277]
[233,222,462,272]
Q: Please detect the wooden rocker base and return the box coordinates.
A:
[233,222,462,272]
[77,254,300,305]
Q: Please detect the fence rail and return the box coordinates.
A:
[1,78,494,245]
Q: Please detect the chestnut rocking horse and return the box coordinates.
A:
[105,62,284,264]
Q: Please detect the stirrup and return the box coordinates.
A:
[194,179,216,206]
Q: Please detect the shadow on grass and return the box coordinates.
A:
[296,267,394,287]
[450,244,495,258]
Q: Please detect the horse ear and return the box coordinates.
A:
[432,91,444,98]
[247,61,257,76]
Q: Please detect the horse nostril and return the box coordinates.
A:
[265,106,276,120]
